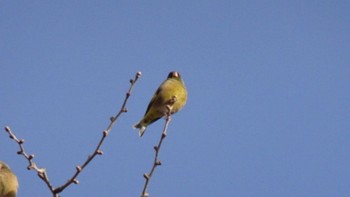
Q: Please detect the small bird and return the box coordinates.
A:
[134,71,187,137]
[0,161,18,197]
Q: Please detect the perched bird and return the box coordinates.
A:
[0,161,18,197]
[134,71,187,137]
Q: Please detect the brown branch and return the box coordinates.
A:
[4,71,142,197]
[4,126,57,196]
[141,97,176,197]
[53,71,141,194]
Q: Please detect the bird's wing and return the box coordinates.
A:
[144,85,163,116]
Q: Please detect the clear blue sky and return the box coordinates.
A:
[1,1,349,196]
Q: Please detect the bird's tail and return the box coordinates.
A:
[133,122,147,137]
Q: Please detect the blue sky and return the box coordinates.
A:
[1,1,349,196]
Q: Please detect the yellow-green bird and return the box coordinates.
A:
[0,161,18,197]
[134,71,187,137]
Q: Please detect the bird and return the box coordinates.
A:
[0,161,18,197]
[133,71,187,137]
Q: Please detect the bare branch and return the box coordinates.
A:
[53,71,141,194]
[4,71,142,196]
[141,96,177,197]
[4,126,57,197]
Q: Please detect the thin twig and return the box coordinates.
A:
[4,126,57,196]
[4,71,142,196]
[53,71,141,194]
[141,97,176,197]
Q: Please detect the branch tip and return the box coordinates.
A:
[5,126,10,132]
[136,71,142,78]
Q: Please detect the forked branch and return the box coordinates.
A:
[4,71,142,197]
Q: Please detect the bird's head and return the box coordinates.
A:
[0,161,11,170]
[167,71,181,79]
